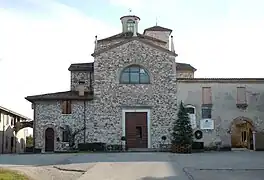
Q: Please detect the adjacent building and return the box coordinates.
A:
[0,106,32,153]
[26,14,264,152]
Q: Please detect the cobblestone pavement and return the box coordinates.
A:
[0,151,264,180]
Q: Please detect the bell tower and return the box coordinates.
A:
[120,10,140,34]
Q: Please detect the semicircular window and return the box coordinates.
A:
[120,65,150,84]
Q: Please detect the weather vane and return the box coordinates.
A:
[128,8,132,14]
[156,17,158,26]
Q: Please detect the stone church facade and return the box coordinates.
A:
[26,14,264,152]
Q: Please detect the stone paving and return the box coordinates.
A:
[0,151,264,180]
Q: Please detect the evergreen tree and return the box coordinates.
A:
[171,101,193,145]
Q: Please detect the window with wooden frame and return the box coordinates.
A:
[202,87,212,105]
[62,100,72,114]
[237,87,247,104]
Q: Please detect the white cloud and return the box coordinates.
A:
[0,1,118,118]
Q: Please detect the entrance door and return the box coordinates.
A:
[231,120,253,149]
[45,128,54,152]
[125,112,148,149]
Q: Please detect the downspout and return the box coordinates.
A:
[33,103,36,153]
[14,117,16,153]
[83,100,86,143]
[1,112,4,154]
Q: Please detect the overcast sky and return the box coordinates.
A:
[0,0,264,118]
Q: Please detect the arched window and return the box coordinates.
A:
[120,65,150,84]
[127,19,135,32]
[185,105,196,129]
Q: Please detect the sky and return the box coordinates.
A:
[0,0,264,118]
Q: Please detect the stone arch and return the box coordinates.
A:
[229,116,255,131]
[117,63,152,84]
[43,124,58,152]
[14,121,33,133]
[230,116,254,149]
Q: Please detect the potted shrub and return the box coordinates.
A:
[171,101,193,153]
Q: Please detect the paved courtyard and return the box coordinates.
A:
[0,151,264,180]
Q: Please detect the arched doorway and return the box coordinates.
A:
[230,117,254,149]
[45,128,54,152]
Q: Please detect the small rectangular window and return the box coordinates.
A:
[237,87,246,104]
[11,117,14,126]
[62,130,70,142]
[202,87,212,105]
[62,101,72,114]
[202,107,212,119]
[6,115,9,125]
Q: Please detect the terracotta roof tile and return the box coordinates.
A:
[68,62,195,72]
[178,78,264,83]
[92,37,177,57]
[143,26,172,34]
[176,63,197,71]
[25,91,93,102]
[68,63,94,71]
[97,32,166,43]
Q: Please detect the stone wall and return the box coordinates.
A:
[177,81,264,148]
[34,100,95,152]
[93,39,177,148]
[70,71,94,91]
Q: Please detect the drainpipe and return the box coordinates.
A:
[83,100,86,143]
[33,103,36,153]
[1,112,4,154]
[253,131,256,151]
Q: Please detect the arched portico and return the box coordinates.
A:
[230,116,254,149]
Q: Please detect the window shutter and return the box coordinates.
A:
[62,101,67,114]
[67,101,72,114]
[202,87,212,105]
[237,87,246,104]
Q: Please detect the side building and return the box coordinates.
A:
[0,106,32,153]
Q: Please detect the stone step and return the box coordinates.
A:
[127,148,157,152]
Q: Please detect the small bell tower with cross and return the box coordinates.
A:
[120,9,140,34]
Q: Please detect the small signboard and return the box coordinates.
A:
[200,119,214,130]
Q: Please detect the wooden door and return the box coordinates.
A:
[45,128,54,152]
[125,112,148,149]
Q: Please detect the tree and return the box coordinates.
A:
[61,125,86,150]
[68,127,86,149]
[26,135,33,147]
[171,101,193,145]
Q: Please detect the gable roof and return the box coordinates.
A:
[68,62,196,72]
[92,37,177,57]
[98,32,166,43]
[68,62,94,71]
[143,26,172,34]
[25,91,93,102]
[178,78,264,83]
[176,63,197,71]
[0,106,31,120]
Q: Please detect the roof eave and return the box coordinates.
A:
[92,37,178,57]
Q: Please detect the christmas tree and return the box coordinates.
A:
[171,101,193,145]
